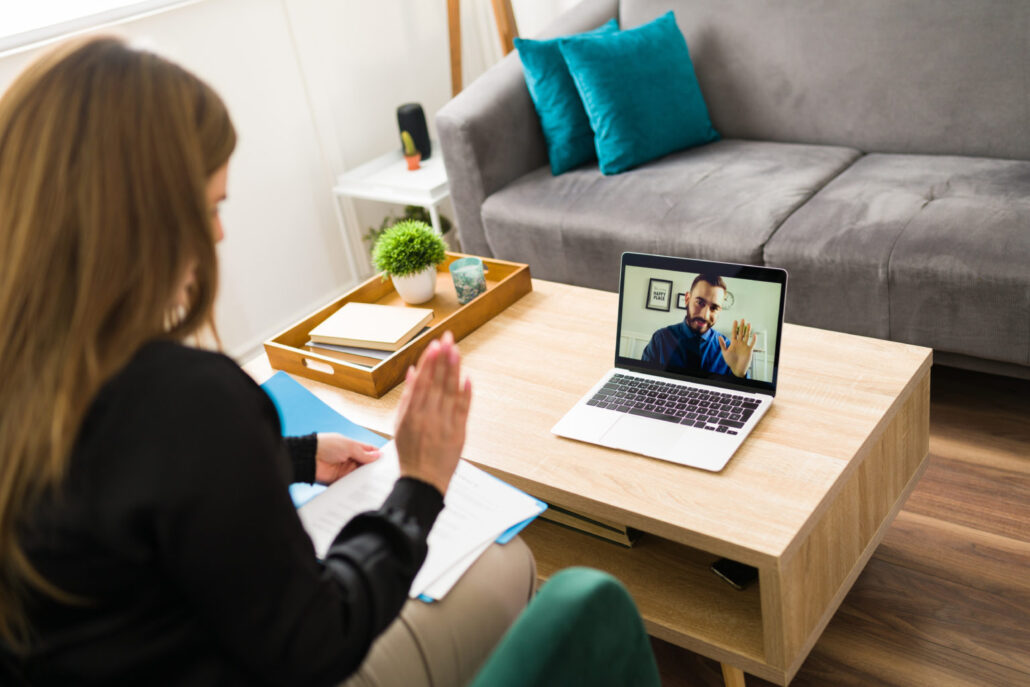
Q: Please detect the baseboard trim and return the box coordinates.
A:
[228,282,359,363]
[933,351,1030,381]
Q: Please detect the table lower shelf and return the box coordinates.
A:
[520,519,768,675]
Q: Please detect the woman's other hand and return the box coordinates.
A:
[315,433,381,484]
[394,331,472,495]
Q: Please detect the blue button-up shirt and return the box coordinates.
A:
[640,321,747,378]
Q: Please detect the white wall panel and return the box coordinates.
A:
[0,0,574,360]
[0,0,353,360]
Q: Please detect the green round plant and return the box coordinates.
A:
[371,219,447,277]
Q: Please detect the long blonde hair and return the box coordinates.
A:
[0,36,236,649]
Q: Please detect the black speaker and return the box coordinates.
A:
[396,103,431,161]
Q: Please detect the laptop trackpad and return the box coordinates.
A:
[601,415,683,453]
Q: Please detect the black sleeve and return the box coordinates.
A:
[128,354,443,686]
[323,477,444,640]
[284,434,317,483]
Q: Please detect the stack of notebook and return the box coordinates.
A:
[305,302,434,367]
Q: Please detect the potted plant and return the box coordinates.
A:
[401,130,421,170]
[372,219,446,304]
[364,205,452,254]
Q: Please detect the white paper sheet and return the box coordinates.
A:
[297,442,544,600]
[421,539,492,601]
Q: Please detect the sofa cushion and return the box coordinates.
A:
[559,11,719,175]
[514,19,619,176]
[764,154,1030,365]
[480,139,860,291]
[619,0,1030,162]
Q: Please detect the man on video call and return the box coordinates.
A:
[641,274,756,379]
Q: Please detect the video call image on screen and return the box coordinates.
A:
[618,266,782,383]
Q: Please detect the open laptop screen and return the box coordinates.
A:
[615,253,787,395]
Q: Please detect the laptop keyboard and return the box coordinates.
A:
[586,373,763,435]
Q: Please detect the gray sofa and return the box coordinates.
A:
[436,0,1030,379]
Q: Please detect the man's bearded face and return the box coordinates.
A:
[685,282,725,334]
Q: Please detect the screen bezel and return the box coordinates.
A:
[615,252,788,396]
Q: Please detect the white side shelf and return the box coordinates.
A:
[333,141,448,209]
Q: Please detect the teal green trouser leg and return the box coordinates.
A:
[469,567,661,687]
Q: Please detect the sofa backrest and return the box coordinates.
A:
[621,0,1030,161]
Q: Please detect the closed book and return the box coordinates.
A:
[304,340,394,368]
[538,504,639,547]
[309,303,434,351]
[304,345,377,368]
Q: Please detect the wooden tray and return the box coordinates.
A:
[264,253,532,397]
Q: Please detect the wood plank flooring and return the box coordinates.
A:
[651,365,1030,687]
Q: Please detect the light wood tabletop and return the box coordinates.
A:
[245,278,932,686]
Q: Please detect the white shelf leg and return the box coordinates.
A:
[332,193,366,281]
[428,203,443,236]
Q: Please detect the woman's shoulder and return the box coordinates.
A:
[74,340,283,484]
[130,338,237,371]
[63,342,290,562]
[95,339,276,430]
[123,339,250,389]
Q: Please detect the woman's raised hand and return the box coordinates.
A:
[393,331,472,495]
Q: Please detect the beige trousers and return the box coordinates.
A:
[342,537,536,687]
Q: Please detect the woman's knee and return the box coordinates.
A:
[416,537,535,635]
[370,538,535,687]
[486,536,537,610]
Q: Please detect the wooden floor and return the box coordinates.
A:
[651,365,1030,687]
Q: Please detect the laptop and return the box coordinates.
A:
[552,253,787,472]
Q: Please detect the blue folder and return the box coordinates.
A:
[260,371,544,541]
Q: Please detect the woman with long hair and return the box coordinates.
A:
[0,36,534,685]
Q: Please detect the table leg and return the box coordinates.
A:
[721,663,746,687]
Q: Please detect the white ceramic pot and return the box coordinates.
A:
[391,266,436,304]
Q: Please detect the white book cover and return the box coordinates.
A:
[309,302,433,350]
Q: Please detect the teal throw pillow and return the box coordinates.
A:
[559,11,719,175]
[514,19,619,176]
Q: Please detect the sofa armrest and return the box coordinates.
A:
[436,0,619,257]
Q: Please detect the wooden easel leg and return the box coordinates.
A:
[721,663,746,687]
[490,0,519,54]
[447,0,462,96]
[448,0,518,96]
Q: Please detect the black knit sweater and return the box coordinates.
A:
[8,341,443,686]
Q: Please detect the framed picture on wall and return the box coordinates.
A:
[646,278,673,311]
[676,293,686,310]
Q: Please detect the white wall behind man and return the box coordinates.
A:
[0,0,575,360]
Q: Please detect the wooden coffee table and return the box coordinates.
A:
[245,278,931,686]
